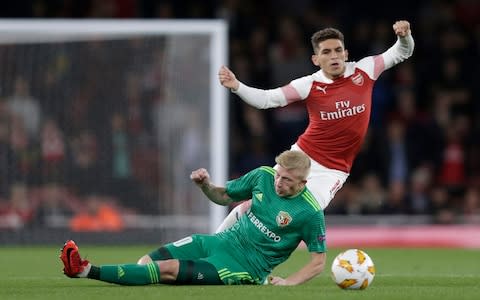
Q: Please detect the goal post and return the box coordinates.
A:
[0,19,228,236]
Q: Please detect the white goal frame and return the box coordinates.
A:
[0,19,229,233]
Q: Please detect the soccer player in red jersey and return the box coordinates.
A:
[216,20,414,231]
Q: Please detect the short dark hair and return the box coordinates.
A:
[311,28,345,53]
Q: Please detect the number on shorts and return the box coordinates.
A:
[172,236,193,247]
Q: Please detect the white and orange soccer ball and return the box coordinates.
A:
[331,249,376,290]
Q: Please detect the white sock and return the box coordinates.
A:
[215,201,251,233]
[77,263,91,278]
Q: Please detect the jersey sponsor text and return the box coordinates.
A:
[247,210,281,242]
[319,102,366,121]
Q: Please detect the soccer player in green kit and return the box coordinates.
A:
[60,150,327,286]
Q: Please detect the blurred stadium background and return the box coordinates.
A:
[0,0,479,248]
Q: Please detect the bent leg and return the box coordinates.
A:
[86,259,222,285]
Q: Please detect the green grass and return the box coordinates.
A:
[0,245,479,300]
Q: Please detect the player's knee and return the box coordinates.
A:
[157,259,179,282]
[137,254,153,265]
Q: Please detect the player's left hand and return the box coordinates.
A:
[393,20,411,37]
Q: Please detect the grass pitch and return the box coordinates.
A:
[0,245,479,300]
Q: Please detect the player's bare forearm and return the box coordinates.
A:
[199,183,233,206]
[270,252,326,286]
[191,168,233,206]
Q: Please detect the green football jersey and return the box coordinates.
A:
[217,166,326,280]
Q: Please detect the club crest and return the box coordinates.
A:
[276,211,292,227]
[351,73,364,86]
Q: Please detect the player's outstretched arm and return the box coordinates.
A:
[269,252,326,286]
[366,19,413,73]
[190,168,233,206]
[218,65,288,109]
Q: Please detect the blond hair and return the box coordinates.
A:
[275,150,311,180]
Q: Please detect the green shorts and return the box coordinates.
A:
[162,234,263,285]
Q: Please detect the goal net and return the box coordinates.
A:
[0,20,228,239]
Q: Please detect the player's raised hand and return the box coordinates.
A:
[393,20,411,37]
[190,168,210,186]
[218,65,240,91]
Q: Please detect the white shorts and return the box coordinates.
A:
[278,144,349,209]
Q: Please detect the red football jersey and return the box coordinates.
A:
[276,52,391,172]
[234,36,414,173]
[293,68,374,172]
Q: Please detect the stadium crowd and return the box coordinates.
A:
[0,0,479,229]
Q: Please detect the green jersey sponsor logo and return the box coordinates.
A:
[247,211,281,242]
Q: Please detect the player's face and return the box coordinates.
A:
[274,165,307,197]
[311,39,348,79]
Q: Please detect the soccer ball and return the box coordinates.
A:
[331,249,375,290]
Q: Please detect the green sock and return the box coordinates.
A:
[90,262,161,285]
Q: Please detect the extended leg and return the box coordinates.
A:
[60,240,222,285]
